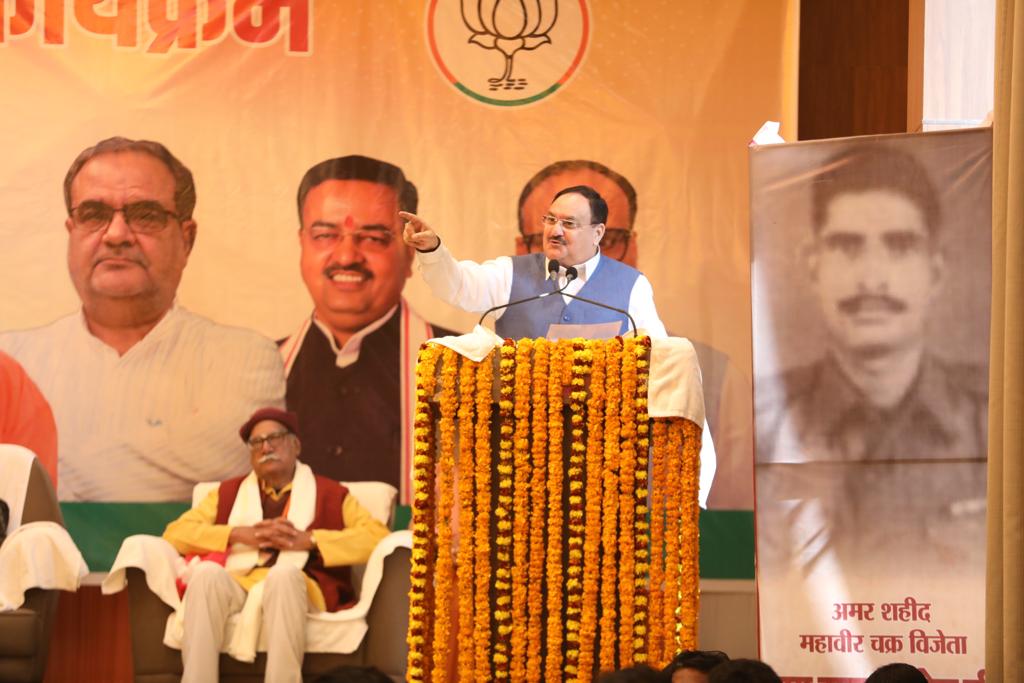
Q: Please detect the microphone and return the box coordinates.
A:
[557,274,639,337]
[478,260,638,337]
[477,260,578,326]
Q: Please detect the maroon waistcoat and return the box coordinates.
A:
[215,474,357,612]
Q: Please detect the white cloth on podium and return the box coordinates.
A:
[428,328,713,505]
[428,327,705,424]
[648,336,705,425]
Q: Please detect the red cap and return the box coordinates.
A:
[239,407,299,443]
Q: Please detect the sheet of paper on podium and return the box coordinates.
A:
[545,322,622,340]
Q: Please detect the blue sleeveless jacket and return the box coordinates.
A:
[495,252,639,340]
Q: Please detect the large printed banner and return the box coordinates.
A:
[751,129,992,681]
[0,1,792,568]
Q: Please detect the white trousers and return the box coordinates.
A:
[181,562,308,683]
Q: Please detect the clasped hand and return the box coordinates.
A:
[230,517,315,551]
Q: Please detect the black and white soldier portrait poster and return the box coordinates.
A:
[751,128,991,682]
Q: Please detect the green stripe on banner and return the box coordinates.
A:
[62,503,754,579]
[393,504,411,532]
[386,507,755,578]
[62,502,190,572]
[453,81,561,106]
[699,510,755,579]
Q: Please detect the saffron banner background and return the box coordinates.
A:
[0,0,796,571]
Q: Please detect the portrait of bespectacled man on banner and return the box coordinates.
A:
[0,137,286,503]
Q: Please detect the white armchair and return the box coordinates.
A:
[0,444,88,683]
[102,480,411,683]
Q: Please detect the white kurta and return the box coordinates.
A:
[415,243,668,338]
[0,306,286,501]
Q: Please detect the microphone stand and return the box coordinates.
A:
[555,265,638,337]
[558,291,638,337]
[478,261,639,337]
[477,261,577,327]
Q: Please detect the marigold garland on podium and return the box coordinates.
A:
[406,335,703,682]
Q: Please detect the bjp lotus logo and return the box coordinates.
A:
[461,0,559,91]
[427,0,590,107]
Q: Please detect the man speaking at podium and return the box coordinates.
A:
[400,185,667,340]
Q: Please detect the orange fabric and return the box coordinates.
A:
[0,351,58,487]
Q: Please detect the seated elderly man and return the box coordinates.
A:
[162,407,389,683]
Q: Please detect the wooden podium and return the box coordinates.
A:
[406,336,702,682]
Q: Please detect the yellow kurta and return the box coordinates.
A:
[163,481,389,611]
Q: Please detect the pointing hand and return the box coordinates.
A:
[400,211,441,252]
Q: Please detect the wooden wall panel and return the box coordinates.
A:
[798,0,911,140]
[44,588,133,683]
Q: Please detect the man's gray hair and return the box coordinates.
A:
[63,137,197,220]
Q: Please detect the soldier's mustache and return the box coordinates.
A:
[838,294,907,314]
[257,454,279,464]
